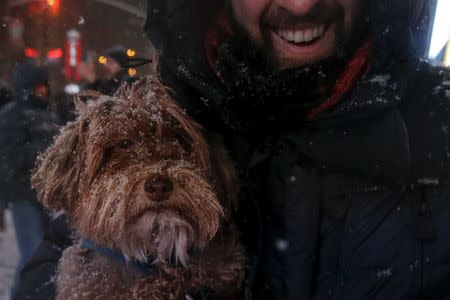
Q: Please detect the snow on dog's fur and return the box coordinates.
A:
[32,77,245,300]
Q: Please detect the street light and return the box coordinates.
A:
[128,68,137,76]
[98,56,107,64]
[47,0,60,16]
[127,49,136,57]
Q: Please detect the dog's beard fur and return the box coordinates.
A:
[33,78,231,268]
[76,163,223,266]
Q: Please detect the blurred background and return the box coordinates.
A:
[0,0,153,111]
[428,0,450,65]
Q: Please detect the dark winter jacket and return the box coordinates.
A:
[146,1,450,299]
[15,1,450,300]
[0,85,12,109]
[0,64,59,203]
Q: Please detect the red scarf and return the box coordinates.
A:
[204,13,372,121]
[306,40,372,120]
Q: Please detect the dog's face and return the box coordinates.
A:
[33,79,225,266]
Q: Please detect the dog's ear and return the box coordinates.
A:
[32,118,87,212]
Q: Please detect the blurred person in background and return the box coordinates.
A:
[0,63,59,298]
[78,45,134,96]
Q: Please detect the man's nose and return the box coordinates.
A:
[275,0,322,16]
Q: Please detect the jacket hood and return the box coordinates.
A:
[143,0,434,131]
[145,0,432,68]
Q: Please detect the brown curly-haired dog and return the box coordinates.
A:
[32,78,246,300]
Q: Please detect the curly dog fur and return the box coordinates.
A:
[32,77,245,300]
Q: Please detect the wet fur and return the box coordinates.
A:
[32,77,245,299]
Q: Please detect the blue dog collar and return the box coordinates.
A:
[80,239,156,276]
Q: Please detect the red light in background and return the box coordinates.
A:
[28,2,46,15]
[47,48,63,60]
[47,0,60,16]
[24,48,40,58]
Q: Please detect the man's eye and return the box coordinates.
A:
[117,140,133,149]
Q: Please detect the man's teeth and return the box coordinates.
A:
[276,25,326,44]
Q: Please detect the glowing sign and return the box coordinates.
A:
[24,47,39,58]
[429,0,450,59]
[47,48,63,60]
[47,0,60,16]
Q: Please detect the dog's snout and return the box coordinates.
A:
[144,175,173,201]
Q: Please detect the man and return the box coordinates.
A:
[0,63,59,299]
[78,46,134,96]
[16,0,450,299]
[147,0,450,299]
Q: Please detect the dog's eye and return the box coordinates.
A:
[173,134,192,155]
[117,140,133,149]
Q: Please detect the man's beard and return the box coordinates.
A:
[225,0,368,72]
[215,33,349,133]
[216,28,348,105]
[211,3,369,132]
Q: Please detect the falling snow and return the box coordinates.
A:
[275,239,289,252]
[369,74,391,87]
[376,268,392,278]
[417,178,440,185]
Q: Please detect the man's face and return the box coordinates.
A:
[231,0,362,70]
[33,84,49,103]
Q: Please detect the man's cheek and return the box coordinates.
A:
[231,0,267,44]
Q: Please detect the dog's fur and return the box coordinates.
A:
[32,78,245,299]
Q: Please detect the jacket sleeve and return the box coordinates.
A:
[13,215,72,300]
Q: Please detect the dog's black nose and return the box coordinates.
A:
[144,175,173,201]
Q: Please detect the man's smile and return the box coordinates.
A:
[273,24,326,44]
